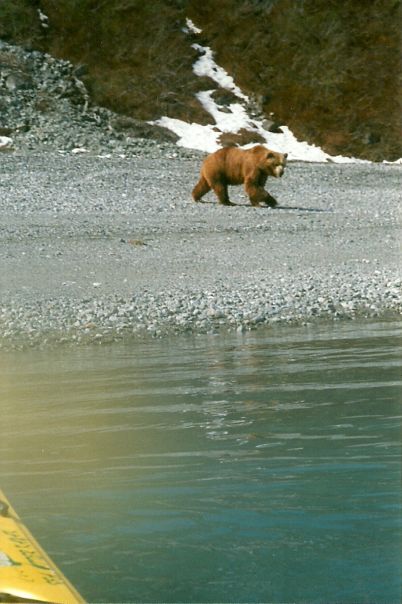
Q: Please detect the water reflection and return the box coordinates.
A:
[1,320,401,603]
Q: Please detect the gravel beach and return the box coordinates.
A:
[0,145,401,349]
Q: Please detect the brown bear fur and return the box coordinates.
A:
[192,145,287,207]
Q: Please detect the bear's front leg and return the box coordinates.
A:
[262,191,278,208]
[245,180,271,207]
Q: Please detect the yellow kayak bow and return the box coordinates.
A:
[0,490,85,604]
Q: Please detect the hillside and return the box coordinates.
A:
[0,0,401,161]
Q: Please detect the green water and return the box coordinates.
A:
[1,319,401,603]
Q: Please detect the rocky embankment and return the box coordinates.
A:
[0,42,401,350]
[0,40,177,155]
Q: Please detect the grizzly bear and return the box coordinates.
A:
[192,145,287,207]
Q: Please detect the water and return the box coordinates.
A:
[1,319,401,603]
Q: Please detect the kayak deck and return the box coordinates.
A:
[0,490,85,604]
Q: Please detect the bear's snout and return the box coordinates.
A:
[274,165,285,178]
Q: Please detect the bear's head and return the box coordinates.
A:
[263,150,288,178]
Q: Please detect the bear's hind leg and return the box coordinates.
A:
[192,176,211,202]
[212,182,234,206]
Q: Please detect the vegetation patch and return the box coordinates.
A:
[0,0,400,160]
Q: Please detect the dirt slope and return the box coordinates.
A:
[0,0,401,161]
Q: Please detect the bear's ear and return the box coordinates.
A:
[266,152,275,160]
[284,153,288,159]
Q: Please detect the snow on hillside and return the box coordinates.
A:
[154,19,369,164]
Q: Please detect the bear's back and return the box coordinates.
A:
[203,147,250,183]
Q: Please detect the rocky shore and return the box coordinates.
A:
[0,40,401,349]
[0,149,401,350]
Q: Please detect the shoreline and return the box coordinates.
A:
[0,150,401,350]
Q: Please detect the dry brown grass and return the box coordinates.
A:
[189,0,402,160]
[0,0,401,160]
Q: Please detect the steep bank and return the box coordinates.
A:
[0,0,400,161]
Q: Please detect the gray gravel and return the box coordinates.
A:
[0,149,401,349]
[0,39,177,154]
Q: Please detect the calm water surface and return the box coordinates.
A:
[1,320,401,603]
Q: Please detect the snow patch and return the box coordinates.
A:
[383,158,402,165]
[38,9,49,29]
[185,18,202,35]
[192,44,248,101]
[153,18,371,164]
